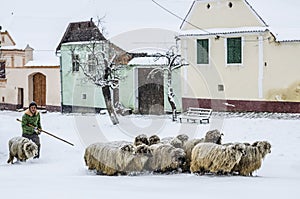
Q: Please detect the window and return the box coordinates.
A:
[197,39,209,64]
[88,54,96,73]
[218,84,224,92]
[0,61,5,79]
[72,54,80,72]
[227,37,242,64]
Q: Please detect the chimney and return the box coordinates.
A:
[25,44,34,64]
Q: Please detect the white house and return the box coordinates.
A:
[178,0,300,113]
[0,30,60,111]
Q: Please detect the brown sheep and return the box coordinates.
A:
[231,141,271,176]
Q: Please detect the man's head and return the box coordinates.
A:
[29,101,37,114]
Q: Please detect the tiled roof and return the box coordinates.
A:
[56,20,106,52]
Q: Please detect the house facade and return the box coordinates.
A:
[178,0,300,112]
[0,30,60,111]
[56,20,132,113]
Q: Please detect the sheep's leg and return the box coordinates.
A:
[7,153,14,164]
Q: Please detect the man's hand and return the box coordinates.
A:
[34,127,41,135]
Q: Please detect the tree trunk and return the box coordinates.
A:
[102,85,119,125]
[168,87,177,121]
[167,72,177,121]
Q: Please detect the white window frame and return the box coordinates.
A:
[195,37,210,66]
[225,36,244,67]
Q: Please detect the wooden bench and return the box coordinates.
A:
[178,107,212,124]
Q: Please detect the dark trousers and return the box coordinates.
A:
[22,133,41,158]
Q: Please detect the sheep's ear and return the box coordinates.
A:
[228,145,235,150]
[252,141,259,147]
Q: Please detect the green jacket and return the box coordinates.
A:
[22,109,42,135]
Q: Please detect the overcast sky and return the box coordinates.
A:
[0,0,193,51]
[1,0,300,52]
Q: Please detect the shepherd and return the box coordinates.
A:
[21,101,42,159]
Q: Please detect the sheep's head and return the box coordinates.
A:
[120,144,136,154]
[176,134,189,143]
[134,134,149,146]
[24,141,38,158]
[170,137,183,148]
[171,148,186,169]
[231,143,246,156]
[136,144,152,157]
[148,135,160,146]
[204,129,224,144]
[252,141,271,158]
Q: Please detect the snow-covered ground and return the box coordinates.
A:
[1,110,300,199]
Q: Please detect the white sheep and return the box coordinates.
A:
[182,138,203,172]
[231,141,271,176]
[190,142,246,175]
[84,141,151,175]
[147,143,186,173]
[181,130,223,172]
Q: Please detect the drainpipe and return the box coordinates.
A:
[182,37,188,95]
[258,35,264,99]
[56,50,63,113]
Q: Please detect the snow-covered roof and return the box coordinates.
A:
[1,45,25,51]
[179,26,268,37]
[128,56,168,66]
[25,51,59,66]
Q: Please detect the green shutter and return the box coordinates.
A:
[227,37,242,64]
[197,39,209,64]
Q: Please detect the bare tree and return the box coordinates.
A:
[148,45,186,121]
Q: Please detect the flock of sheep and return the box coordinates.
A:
[84,130,271,176]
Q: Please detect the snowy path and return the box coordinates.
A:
[1,111,300,199]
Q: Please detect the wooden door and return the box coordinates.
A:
[138,68,164,115]
[33,73,46,107]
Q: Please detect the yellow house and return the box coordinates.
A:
[0,30,60,111]
[178,0,300,112]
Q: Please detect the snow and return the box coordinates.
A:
[1,110,300,199]
[128,57,168,66]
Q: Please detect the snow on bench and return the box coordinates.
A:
[178,107,212,124]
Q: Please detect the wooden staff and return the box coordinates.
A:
[16,118,74,146]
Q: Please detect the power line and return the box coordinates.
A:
[151,0,211,34]
[151,0,270,42]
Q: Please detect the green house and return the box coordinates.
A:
[56,20,122,113]
[56,20,181,114]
